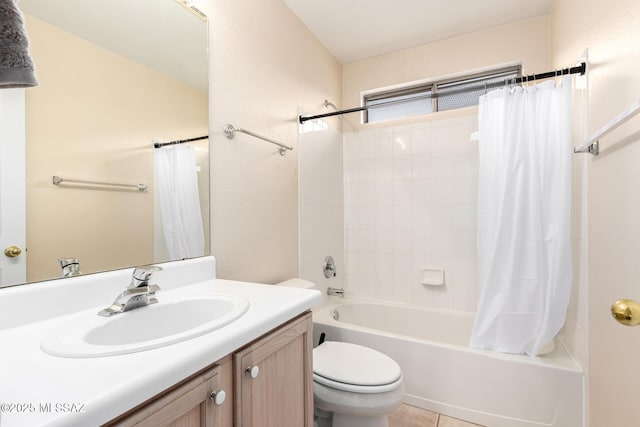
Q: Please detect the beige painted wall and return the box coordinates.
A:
[342,15,551,132]
[207,0,342,283]
[25,16,208,282]
[552,0,640,425]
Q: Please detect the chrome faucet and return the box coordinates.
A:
[58,258,81,277]
[327,287,344,298]
[98,265,163,317]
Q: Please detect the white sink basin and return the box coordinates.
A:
[41,291,250,358]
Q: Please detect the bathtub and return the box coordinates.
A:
[312,299,583,427]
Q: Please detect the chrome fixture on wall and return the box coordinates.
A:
[323,99,338,110]
[327,287,344,298]
[323,255,336,278]
[574,99,640,155]
[223,123,292,156]
[52,175,148,192]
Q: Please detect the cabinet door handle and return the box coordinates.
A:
[245,365,260,379]
[209,389,226,406]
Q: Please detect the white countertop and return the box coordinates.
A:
[0,258,321,427]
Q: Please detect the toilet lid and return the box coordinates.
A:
[313,341,402,389]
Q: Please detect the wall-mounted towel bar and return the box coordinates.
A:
[223,123,292,156]
[574,99,640,155]
[52,176,147,192]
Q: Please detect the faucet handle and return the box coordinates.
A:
[122,284,161,298]
[130,265,163,288]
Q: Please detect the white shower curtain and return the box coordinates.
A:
[154,145,205,260]
[469,77,573,356]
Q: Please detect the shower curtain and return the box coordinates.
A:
[154,145,205,260]
[469,77,573,356]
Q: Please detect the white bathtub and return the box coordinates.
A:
[312,299,583,427]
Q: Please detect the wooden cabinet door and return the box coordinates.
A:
[234,312,313,427]
[106,356,233,427]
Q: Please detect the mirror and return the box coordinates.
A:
[4,0,209,287]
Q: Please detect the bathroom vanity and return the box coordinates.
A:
[106,313,313,427]
[0,257,320,427]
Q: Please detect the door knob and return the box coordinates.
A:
[611,299,640,326]
[4,246,22,258]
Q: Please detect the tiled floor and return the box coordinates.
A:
[389,404,485,427]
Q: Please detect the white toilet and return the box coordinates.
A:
[275,278,405,427]
[313,341,405,427]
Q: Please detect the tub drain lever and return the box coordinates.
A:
[318,332,326,346]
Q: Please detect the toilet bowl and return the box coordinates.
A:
[274,279,405,427]
[313,341,405,427]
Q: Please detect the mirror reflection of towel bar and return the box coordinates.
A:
[52,176,147,192]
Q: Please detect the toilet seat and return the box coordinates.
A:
[313,341,402,394]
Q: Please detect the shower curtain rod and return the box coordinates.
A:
[298,62,587,124]
[153,135,208,149]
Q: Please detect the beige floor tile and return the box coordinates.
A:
[389,404,439,427]
[437,414,484,427]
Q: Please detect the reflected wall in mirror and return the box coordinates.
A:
[2,0,210,287]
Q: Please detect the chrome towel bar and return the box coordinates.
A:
[52,176,148,192]
[223,123,292,156]
[574,99,640,155]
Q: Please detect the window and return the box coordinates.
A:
[363,66,521,123]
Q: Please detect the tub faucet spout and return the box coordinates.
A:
[327,287,344,298]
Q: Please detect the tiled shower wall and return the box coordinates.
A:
[300,106,586,369]
[299,127,344,301]
[343,113,479,311]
